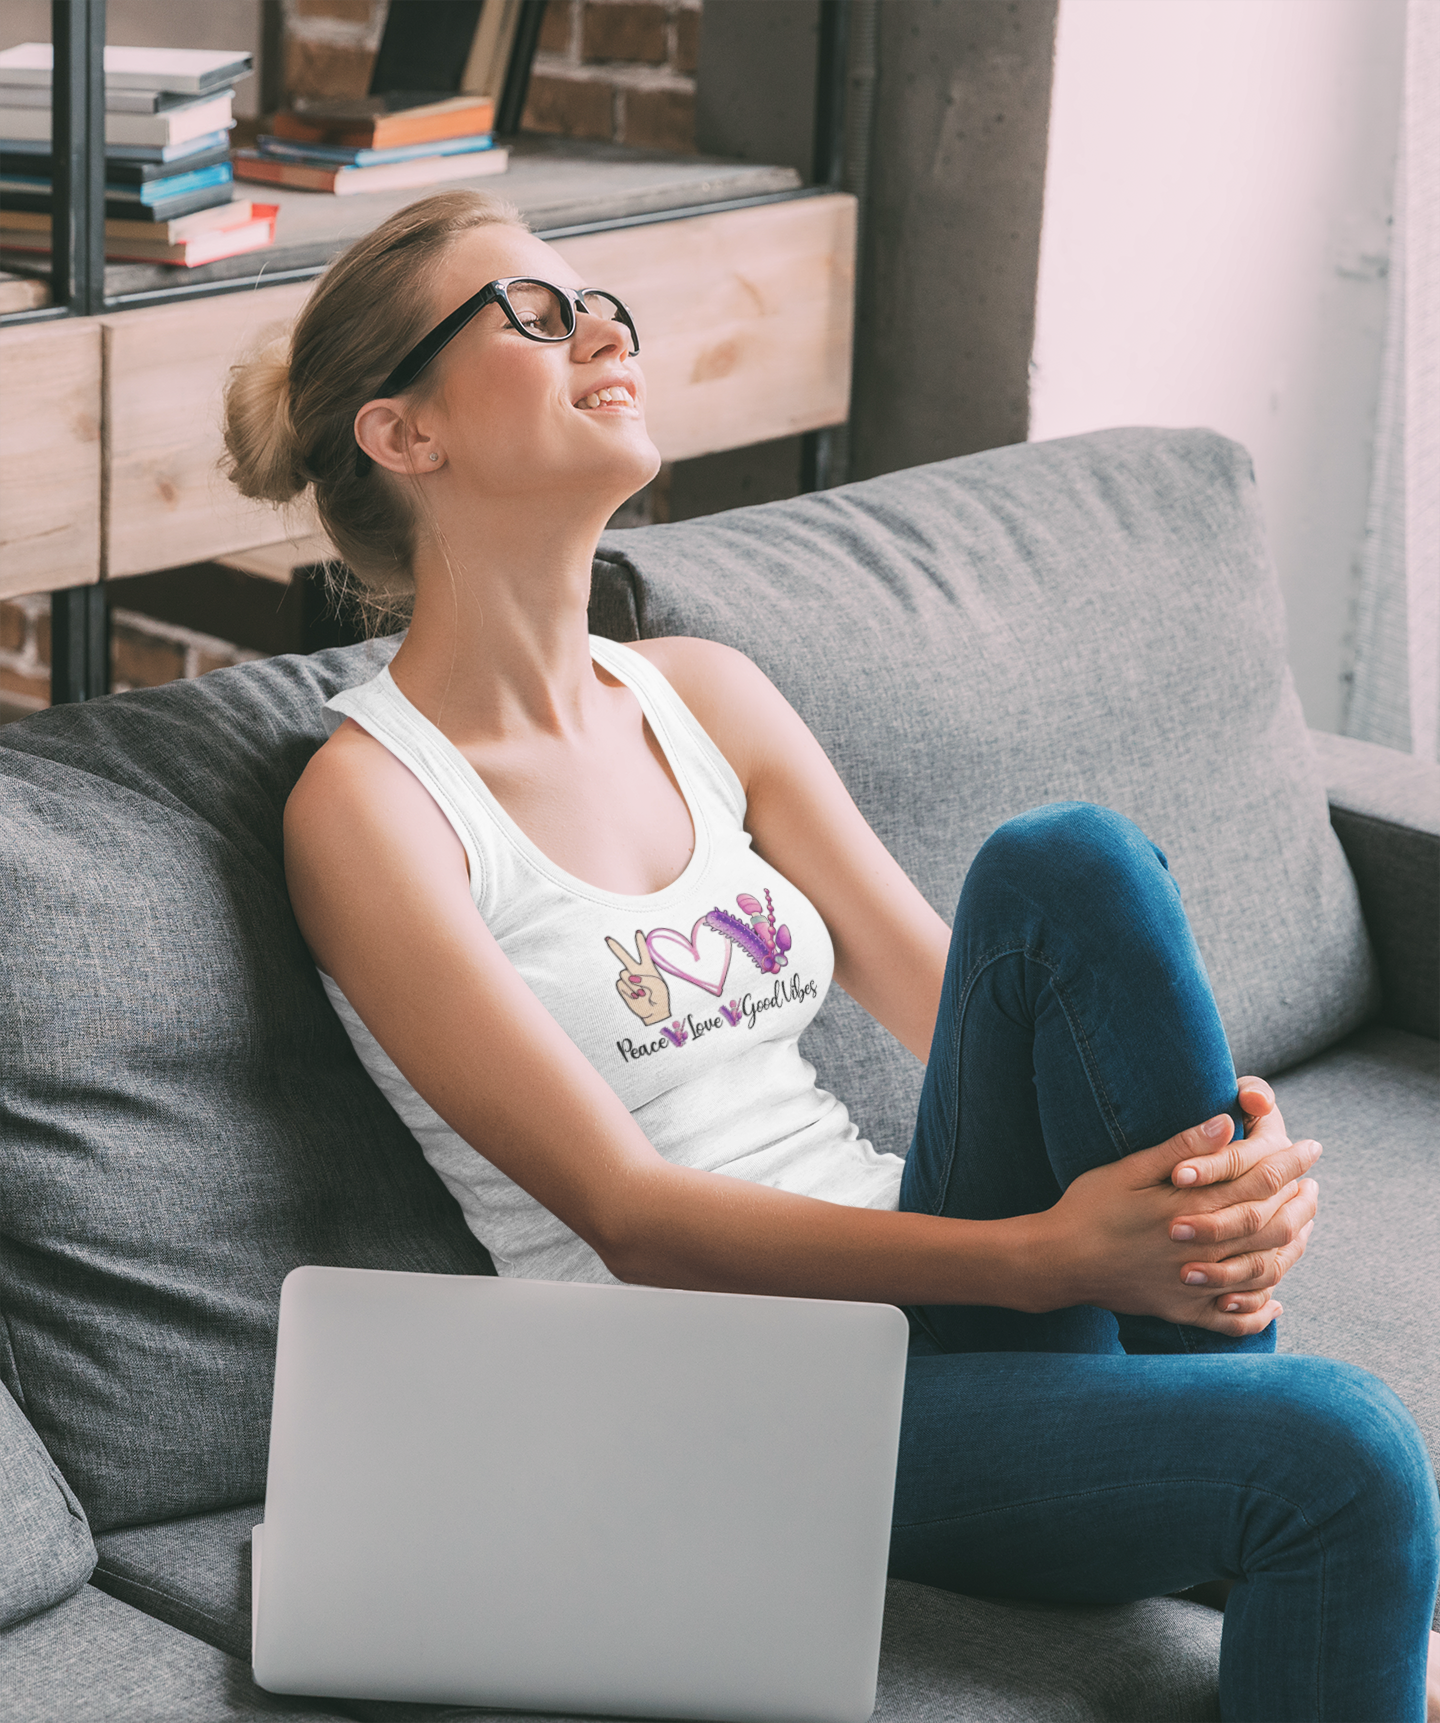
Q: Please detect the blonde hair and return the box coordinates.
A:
[222,189,526,634]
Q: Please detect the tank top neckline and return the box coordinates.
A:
[365,634,720,911]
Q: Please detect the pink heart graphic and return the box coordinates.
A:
[646,920,733,997]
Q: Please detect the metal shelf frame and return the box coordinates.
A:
[37,0,109,702]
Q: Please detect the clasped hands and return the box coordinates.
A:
[1045,1077,1320,1336]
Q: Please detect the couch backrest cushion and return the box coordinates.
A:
[0,643,494,1534]
[593,427,1379,1160]
[0,1381,95,1628]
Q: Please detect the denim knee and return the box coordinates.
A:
[978,802,1163,872]
[1260,1358,1440,1584]
[966,803,1173,926]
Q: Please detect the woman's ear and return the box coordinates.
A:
[354,400,441,477]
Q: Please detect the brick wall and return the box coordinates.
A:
[275,0,701,152]
[0,594,262,726]
[524,1,700,151]
[281,0,389,103]
[0,594,47,723]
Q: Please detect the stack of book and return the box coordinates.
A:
[233,93,508,197]
[0,43,278,268]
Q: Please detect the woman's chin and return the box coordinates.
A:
[635,437,664,488]
[596,432,663,497]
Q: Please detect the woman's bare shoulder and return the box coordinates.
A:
[284,717,468,902]
[623,634,753,685]
[620,637,791,787]
[289,716,432,822]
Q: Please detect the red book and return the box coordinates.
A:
[107,204,277,265]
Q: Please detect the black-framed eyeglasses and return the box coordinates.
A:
[383,276,638,395]
[354,277,640,476]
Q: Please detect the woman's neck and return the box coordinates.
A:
[384,491,614,745]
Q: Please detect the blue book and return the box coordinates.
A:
[126,161,232,204]
[255,132,495,168]
[1,162,232,203]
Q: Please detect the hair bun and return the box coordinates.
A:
[221,335,308,505]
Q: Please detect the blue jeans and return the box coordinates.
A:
[892,803,1439,1721]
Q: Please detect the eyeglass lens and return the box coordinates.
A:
[503,280,635,349]
[504,280,573,339]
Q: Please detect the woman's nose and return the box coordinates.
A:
[575,312,630,361]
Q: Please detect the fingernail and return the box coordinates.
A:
[1171,1224,1196,1240]
[1184,1270,1208,1285]
[1174,1166,1199,1185]
[1225,1301,1241,1312]
[1203,1116,1230,1139]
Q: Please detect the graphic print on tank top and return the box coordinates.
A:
[605,888,813,1054]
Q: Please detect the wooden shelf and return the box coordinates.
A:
[0,318,101,599]
[0,142,853,598]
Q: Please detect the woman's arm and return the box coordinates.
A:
[285,712,1311,1333]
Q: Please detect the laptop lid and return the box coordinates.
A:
[252,1266,909,1722]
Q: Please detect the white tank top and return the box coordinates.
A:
[319,635,905,1284]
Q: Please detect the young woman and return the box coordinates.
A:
[224,191,1439,1722]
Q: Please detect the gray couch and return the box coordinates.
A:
[1,427,1435,1723]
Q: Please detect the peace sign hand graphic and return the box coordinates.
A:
[605,931,672,1026]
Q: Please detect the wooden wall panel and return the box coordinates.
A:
[552,193,856,462]
[102,281,319,580]
[0,319,101,598]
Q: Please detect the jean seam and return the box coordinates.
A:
[929,943,1030,1216]
[932,942,1134,1219]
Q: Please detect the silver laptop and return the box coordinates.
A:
[252,1265,909,1722]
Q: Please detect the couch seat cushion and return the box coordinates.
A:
[594,427,1378,1159]
[94,1501,261,1660]
[0,1583,353,1722]
[94,1505,1222,1722]
[1269,1022,1440,1623]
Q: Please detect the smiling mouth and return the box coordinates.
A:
[574,385,636,410]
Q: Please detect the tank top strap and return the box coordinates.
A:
[323,669,492,901]
[588,635,747,829]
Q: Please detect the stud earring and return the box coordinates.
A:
[428,453,439,462]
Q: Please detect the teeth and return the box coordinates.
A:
[577,386,632,408]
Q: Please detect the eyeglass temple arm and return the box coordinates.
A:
[378,282,503,397]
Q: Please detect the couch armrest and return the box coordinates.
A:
[1309,729,1439,1040]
